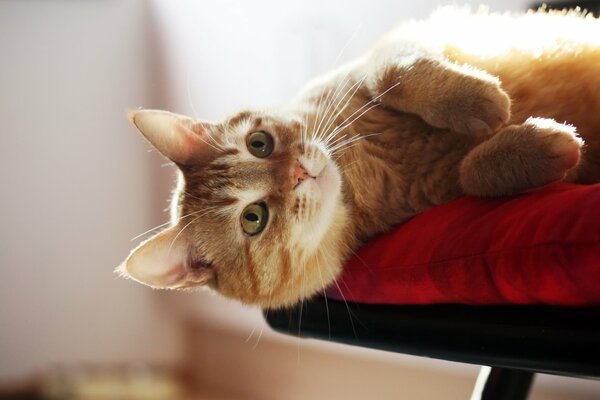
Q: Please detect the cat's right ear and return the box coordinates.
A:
[128,109,214,166]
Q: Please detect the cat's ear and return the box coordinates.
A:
[117,225,212,289]
[129,109,214,165]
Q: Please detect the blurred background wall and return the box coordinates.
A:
[0,0,183,384]
[1,1,599,399]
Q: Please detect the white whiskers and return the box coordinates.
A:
[130,206,218,241]
[167,215,199,255]
[318,74,369,143]
[304,76,400,159]
[316,265,332,340]
[329,132,383,155]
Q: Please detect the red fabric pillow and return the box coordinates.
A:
[326,183,600,306]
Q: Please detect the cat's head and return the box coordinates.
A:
[117,109,350,308]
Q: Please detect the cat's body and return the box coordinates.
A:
[298,7,600,239]
[119,8,600,308]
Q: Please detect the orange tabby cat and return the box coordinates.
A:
[118,8,600,308]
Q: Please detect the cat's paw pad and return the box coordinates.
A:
[525,117,583,182]
[426,75,511,136]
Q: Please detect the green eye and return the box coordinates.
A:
[247,131,274,158]
[241,202,269,235]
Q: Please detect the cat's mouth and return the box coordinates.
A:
[293,150,341,225]
[293,171,316,190]
[294,161,333,191]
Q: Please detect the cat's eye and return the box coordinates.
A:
[246,131,274,158]
[241,202,269,235]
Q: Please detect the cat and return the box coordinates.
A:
[117,7,600,309]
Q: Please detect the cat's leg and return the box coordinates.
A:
[459,118,582,197]
[364,52,510,136]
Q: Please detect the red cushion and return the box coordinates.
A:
[326,183,600,306]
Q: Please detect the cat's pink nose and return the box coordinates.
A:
[292,160,311,187]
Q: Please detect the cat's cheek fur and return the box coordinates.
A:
[260,202,350,309]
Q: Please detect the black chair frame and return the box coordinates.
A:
[265,297,600,400]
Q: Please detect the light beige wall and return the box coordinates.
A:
[0,0,183,382]
[147,0,529,120]
[185,322,477,400]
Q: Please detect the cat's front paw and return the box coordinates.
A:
[423,73,511,136]
[459,117,582,197]
[524,117,582,183]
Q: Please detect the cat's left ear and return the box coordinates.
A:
[116,225,212,289]
[129,109,215,166]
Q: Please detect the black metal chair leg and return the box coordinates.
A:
[471,366,535,400]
